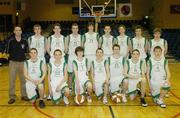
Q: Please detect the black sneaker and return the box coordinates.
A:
[36,89,40,99]
[8,99,15,104]
[21,96,29,101]
[136,88,141,96]
[39,100,45,108]
[140,98,148,107]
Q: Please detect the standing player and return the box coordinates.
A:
[48,49,70,105]
[28,24,46,62]
[116,25,131,58]
[99,25,116,58]
[148,28,168,57]
[147,46,170,108]
[91,48,109,104]
[24,48,46,108]
[47,23,65,62]
[73,46,92,103]
[82,22,99,70]
[131,25,148,60]
[108,44,127,103]
[65,23,82,90]
[124,49,147,107]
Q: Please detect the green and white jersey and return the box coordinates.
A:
[126,59,144,77]
[67,34,81,55]
[101,35,114,56]
[49,59,66,82]
[92,58,107,82]
[48,35,65,57]
[83,32,99,55]
[117,35,130,57]
[73,58,88,80]
[25,59,43,80]
[131,37,147,59]
[149,38,165,57]
[28,35,46,59]
[108,56,125,78]
[148,57,167,80]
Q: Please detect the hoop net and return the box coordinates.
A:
[93,11,103,23]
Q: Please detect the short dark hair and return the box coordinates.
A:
[96,48,104,53]
[153,28,162,34]
[132,49,140,54]
[112,44,120,50]
[53,23,61,29]
[72,23,78,27]
[118,24,126,30]
[29,48,38,53]
[134,25,143,31]
[88,22,94,27]
[53,49,62,55]
[33,24,41,29]
[75,46,84,55]
[153,46,162,52]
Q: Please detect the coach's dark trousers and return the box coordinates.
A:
[9,61,27,99]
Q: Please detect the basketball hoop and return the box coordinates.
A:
[93,11,103,23]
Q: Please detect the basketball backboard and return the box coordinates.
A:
[79,0,117,18]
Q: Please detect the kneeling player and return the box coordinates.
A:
[73,46,93,104]
[91,48,109,104]
[24,48,46,108]
[124,49,148,107]
[48,49,70,105]
[147,46,170,108]
[108,44,128,103]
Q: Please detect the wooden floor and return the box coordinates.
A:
[0,63,180,118]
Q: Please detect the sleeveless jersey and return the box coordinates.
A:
[73,58,88,80]
[108,56,125,78]
[117,35,129,57]
[131,37,147,59]
[149,38,165,57]
[67,34,81,55]
[92,58,107,82]
[148,57,167,80]
[49,59,66,83]
[49,35,65,56]
[126,59,144,77]
[25,59,43,80]
[84,32,99,55]
[28,35,46,59]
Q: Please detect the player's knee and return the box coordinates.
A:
[64,88,70,97]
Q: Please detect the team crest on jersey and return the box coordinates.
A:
[21,44,25,49]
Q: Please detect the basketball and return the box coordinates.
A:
[74,95,85,105]
[111,94,121,103]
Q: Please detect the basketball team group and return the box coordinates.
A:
[6,22,170,109]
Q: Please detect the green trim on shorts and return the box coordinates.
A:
[162,86,170,90]
[83,80,91,90]
[95,82,105,98]
[29,95,37,101]
[51,97,61,104]
[61,85,69,95]
[128,90,137,95]
[152,93,160,99]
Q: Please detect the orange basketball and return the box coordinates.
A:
[111,94,121,103]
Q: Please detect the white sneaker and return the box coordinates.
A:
[47,94,51,100]
[157,98,166,108]
[63,96,69,105]
[122,94,127,103]
[86,95,92,103]
[103,97,108,104]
